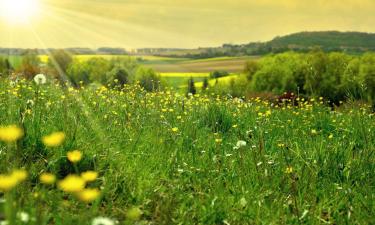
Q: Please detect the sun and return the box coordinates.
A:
[0,0,40,24]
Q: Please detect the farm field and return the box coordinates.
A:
[5,54,254,74]
[0,78,374,224]
[160,73,210,88]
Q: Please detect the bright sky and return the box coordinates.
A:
[0,0,374,49]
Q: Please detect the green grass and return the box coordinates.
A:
[0,78,374,224]
[160,73,210,88]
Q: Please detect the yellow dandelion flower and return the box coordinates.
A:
[67,150,82,163]
[285,166,293,174]
[215,138,223,143]
[58,175,86,193]
[171,127,179,132]
[0,125,23,143]
[0,174,18,192]
[311,129,317,135]
[39,173,56,185]
[11,169,27,182]
[77,188,100,203]
[81,171,98,182]
[42,132,65,147]
[328,134,334,139]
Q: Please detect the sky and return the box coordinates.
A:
[0,0,374,49]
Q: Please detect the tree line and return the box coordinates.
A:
[0,50,161,91]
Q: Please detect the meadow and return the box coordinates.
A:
[0,78,374,225]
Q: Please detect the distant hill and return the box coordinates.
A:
[1,31,374,58]
[153,31,375,58]
[268,31,375,51]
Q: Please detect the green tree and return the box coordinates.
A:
[135,68,161,91]
[18,51,41,79]
[48,50,73,79]
[244,60,259,81]
[187,77,196,95]
[202,77,209,91]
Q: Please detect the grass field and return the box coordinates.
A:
[6,54,253,74]
[0,78,374,224]
[160,73,210,87]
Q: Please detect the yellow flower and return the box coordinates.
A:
[0,169,27,192]
[67,150,82,163]
[77,188,100,203]
[215,138,223,143]
[42,132,65,147]
[328,134,334,139]
[0,125,23,143]
[0,174,18,192]
[11,169,27,182]
[81,171,98,182]
[311,129,317,135]
[126,207,143,221]
[171,127,179,132]
[39,173,56,185]
[285,166,293,174]
[58,175,86,193]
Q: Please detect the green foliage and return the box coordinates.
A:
[0,57,12,77]
[202,77,209,91]
[249,51,375,106]
[18,51,41,79]
[0,79,374,224]
[244,60,259,81]
[47,50,73,79]
[210,70,229,79]
[136,67,161,91]
[187,77,196,95]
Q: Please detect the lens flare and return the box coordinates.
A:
[0,0,40,24]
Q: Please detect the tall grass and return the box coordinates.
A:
[0,78,374,224]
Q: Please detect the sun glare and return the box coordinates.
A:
[0,0,40,24]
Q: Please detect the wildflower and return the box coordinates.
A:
[11,169,27,182]
[239,197,248,208]
[215,139,222,143]
[233,140,247,149]
[67,150,82,163]
[77,188,100,203]
[285,166,293,174]
[328,134,334,139]
[0,174,18,192]
[0,125,23,143]
[126,207,143,221]
[42,132,65,147]
[0,169,27,192]
[58,175,86,193]
[92,217,115,225]
[39,173,56,185]
[311,129,317,135]
[171,127,179,132]
[33,74,47,85]
[81,171,98,182]
[17,211,30,223]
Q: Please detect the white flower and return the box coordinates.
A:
[33,74,47,85]
[17,212,30,222]
[233,140,247,149]
[26,99,35,106]
[92,217,115,225]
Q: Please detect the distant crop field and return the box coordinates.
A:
[160,73,209,87]
[7,55,256,74]
[144,56,256,73]
[186,74,241,88]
